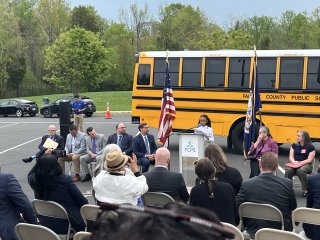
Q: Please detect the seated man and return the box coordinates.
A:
[132,123,157,173]
[107,122,133,156]
[0,172,37,240]
[236,152,297,238]
[22,124,64,162]
[59,124,86,182]
[80,127,107,182]
[144,147,189,202]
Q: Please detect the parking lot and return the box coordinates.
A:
[0,113,316,208]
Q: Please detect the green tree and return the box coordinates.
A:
[44,27,114,94]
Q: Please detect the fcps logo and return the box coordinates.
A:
[184,140,196,152]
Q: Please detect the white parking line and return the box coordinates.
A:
[0,137,42,155]
[278,165,285,174]
[0,123,19,129]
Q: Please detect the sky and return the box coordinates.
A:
[69,0,320,27]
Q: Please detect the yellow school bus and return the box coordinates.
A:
[131,50,320,153]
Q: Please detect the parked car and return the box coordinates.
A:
[0,99,38,117]
[40,96,96,118]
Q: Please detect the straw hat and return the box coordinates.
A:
[105,149,129,171]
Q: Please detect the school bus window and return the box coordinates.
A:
[182,58,202,87]
[137,64,151,85]
[228,58,250,88]
[279,57,303,90]
[307,57,320,90]
[257,57,276,89]
[205,58,226,87]
[154,58,179,87]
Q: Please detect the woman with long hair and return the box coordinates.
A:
[285,130,315,197]
[28,154,88,234]
[190,159,237,225]
[204,143,243,195]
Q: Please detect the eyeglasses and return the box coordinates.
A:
[98,202,234,239]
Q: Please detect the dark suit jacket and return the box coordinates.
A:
[303,173,320,240]
[144,167,189,202]
[38,134,65,156]
[0,173,36,240]
[28,169,88,234]
[107,133,133,156]
[133,133,157,159]
[236,173,297,237]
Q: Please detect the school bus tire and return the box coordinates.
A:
[231,121,245,154]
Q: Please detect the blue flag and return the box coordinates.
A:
[243,59,262,158]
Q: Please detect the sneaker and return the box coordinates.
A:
[22,157,33,163]
[81,174,92,182]
[72,174,81,182]
[302,192,307,197]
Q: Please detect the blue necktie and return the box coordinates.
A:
[118,135,123,147]
[144,136,150,154]
[92,138,97,154]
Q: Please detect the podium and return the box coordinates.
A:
[176,132,207,186]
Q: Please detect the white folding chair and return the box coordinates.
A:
[15,223,60,240]
[141,192,175,207]
[73,231,92,240]
[221,222,244,240]
[80,204,100,231]
[238,202,284,240]
[255,228,304,240]
[292,207,320,240]
[32,199,72,240]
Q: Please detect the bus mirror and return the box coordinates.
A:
[134,52,139,63]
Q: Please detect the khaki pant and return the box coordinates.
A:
[74,114,84,132]
[59,154,82,175]
[284,163,313,191]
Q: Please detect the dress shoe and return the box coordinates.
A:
[72,174,81,182]
[22,157,33,163]
[81,174,92,182]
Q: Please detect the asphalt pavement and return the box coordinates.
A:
[0,113,318,210]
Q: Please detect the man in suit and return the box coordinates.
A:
[0,172,37,240]
[132,123,157,173]
[80,127,107,182]
[22,124,65,162]
[236,152,297,238]
[107,122,133,156]
[59,124,86,182]
[144,147,189,202]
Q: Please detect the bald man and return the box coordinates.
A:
[143,147,189,202]
[22,125,65,162]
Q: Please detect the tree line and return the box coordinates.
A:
[1,0,320,97]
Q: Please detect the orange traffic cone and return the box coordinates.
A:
[105,102,112,119]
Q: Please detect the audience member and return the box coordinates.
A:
[302,167,320,240]
[194,114,214,143]
[93,149,148,205]
[59,124,86,182]
[72,94,86,132]
[190,159,237,225]
[144,147,189,202]
[80,127,107,182]
[0,172,37,240]
[285,130,315,197]
[132,123,157,173]
[107,122,133,156]
[248,126,278,178]
[28,154,88,234]
[236,152,297,238]
[203,143,242,195]
[92,202,234,240]
[22,124,64,163]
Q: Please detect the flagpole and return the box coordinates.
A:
[253,46,262,127]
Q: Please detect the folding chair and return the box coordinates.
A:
[32,199,72,240]
[238,202,284,240]
[15,223,60,240]
[80,204,100,231]
[73,231,92,240]
[141,192,175,207]
[221,222,244,240]
[292,207,320,240]
[255,228,304,240]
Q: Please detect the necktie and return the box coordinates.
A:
[144,136,150,154]
[118,135,123,147]
[92,137,97,154]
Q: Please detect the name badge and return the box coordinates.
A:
[301,149,306,154]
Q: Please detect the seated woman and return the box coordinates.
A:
[190,159,237,226]
[194,114,214,143]
[285,130,315,197]
[93,149,148,205]
[28,153,88,234]
[249,126,278,178]
[204,143,243,195]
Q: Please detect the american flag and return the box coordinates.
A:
[157,59,176,148]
